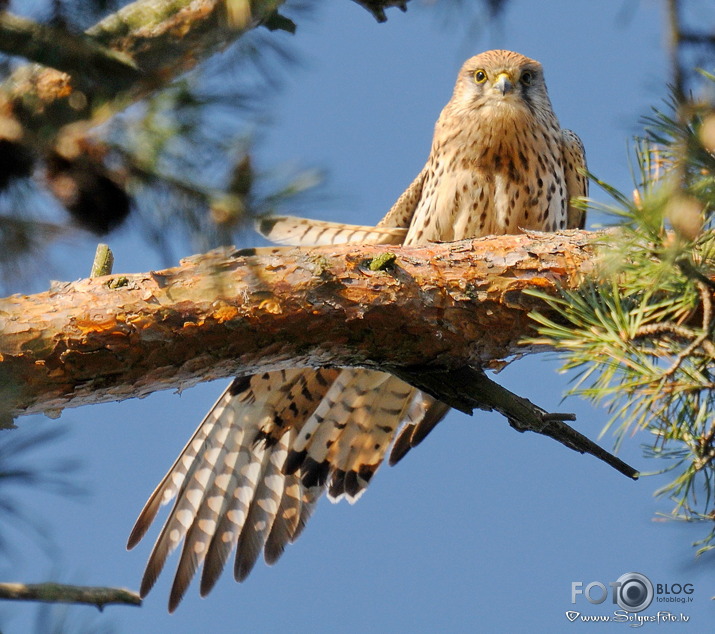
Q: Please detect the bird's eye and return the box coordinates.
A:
[521,71,533,86]
[473,70,487,84]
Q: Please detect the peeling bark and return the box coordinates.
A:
[0,230,596,422]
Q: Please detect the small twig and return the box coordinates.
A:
[90,243,114,278]
[676,259,715,292]
[633,322,715,361]
[542,412,577,423]
[694,448,715,472]
[633,282,715,364]
[634,322,697,340]
[699,423,715,454]
[0,582,141,610]
[390,365,639,480]
[679,31,715,46]
[693,414,715,473]
[661,282,714,378]
[699,279,712,333]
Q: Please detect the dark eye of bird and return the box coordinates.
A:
[521,71,533,86]
[474,70,487,84]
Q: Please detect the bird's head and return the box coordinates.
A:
[448,50,552,118]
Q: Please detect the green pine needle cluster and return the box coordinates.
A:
[528,78,715,553]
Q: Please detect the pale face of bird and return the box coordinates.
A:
[447,50,553,120]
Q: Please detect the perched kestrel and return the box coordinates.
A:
[127,49,587,611]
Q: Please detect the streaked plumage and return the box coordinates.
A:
[128,50,587,610]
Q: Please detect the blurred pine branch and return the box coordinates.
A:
[528,76,715,554]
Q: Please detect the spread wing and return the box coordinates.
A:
[561,129,588,229]
[128,171,449,611]
[128,371,337,611]
[129,370,444,611]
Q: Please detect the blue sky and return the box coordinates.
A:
[2,1,713,632]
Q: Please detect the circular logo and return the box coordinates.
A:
[615,572,654,612]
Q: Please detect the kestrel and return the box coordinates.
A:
[127,50,587,611]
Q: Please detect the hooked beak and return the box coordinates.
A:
[493,72,514,96]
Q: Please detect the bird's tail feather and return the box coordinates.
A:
[257,214,407,246]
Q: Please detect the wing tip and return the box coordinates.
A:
[263,541,287,566]
[389,424,415,466]
[234,553,259,583]
[199,562,222,598]
[127,518,150,551]
[139,567,159,600]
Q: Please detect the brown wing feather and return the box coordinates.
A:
[389,397,451,466]
[376,165,427,228]
[561,129,588,229]
[131,163,447,608]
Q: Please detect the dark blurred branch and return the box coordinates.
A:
[353,0,410,22]
[665,0,685,102]
[2,0,287,143]
[350,0,410,22]
[679,31,715,45]
[0,12,140,89]
[391,364,638,479]
[0,582,141,608]
[664,0,715,102]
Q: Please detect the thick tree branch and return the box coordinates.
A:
[0,230,596,423]
[0,581,141,609]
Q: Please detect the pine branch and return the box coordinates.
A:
[1,231,595,421]
[0,581,140,609]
